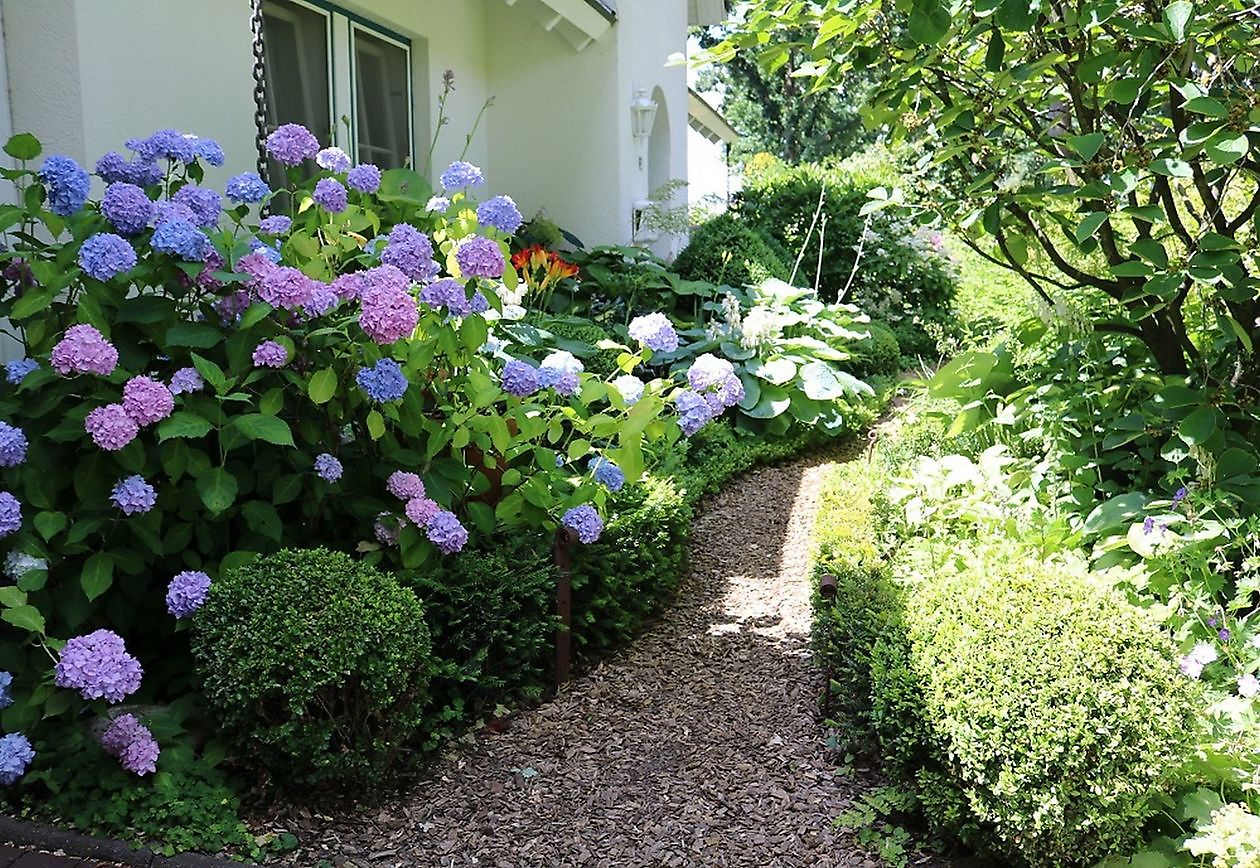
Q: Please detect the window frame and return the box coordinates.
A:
[261,0,336,144]
[348,21,415,169]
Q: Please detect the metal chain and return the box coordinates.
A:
[249,0,270,181]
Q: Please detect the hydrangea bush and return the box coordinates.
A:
[0,127,732,788]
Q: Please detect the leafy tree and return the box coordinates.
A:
[695,27,877,163]
[701,0,1260,378]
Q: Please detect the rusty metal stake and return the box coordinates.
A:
[818,572,838,718]
[552,527,578,691]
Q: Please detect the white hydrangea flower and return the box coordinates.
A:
[4,551,46,580]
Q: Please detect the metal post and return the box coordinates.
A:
[552,527,578,691]
[818,573,838,718]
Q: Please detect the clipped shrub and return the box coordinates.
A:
[874,541,1200,865]
[540,318,621,377]
[402,535,556,747]
[846,320,902,379]
[570,475,692,656]
[191,548,431,789]
[672,212,790,288]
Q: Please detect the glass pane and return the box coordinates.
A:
[262,0,330,177]
[354,30,411,168]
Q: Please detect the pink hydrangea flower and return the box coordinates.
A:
[85,404,140,451]
[387,471,425,500]
[51,324,118,376]
[359,281,419,344]
[122,376,174,426]
[405,497,440,527]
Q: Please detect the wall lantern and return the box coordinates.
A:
[630,87,658,142]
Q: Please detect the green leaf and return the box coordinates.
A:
[0,587,26,608]
[158,411,213,441]
[10,288,56,320]
[984,29,1005,71]
[1083,492,1149,536]
[33,511,66,541]
[232,414,295,447]
[190,353,227,392]
[4,133,41,160]
[240,501,282,542]
[1,604,45,634]
[1182,96,1228,118]
[1074,212,1109,243]
[460,316,488,352]
[1068,132,1105,160]
[196,468,238,514]
[308,368,337,404]
[1178,406,1217,445]
[166,323,222,348]
[81,553,114,601]
[744,384,791,419]
[1163,0,1193,41]
[1204,132,1249,165]
[908,0,951,44]
[996,0,1038,31]
[366,410,386,440]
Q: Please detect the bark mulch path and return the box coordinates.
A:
[269,450,934,867]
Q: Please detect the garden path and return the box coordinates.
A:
[274,450,920,867]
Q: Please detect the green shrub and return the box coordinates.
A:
[846,320,902,379]
[570,475,692,656]
[672,212,790,288]
[402,535,556,748]
[875,541,1200,865]
[678,419,830,505]
[191,548,431,789]
[539,317,622,377]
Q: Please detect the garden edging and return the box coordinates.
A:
[0,816,247,868]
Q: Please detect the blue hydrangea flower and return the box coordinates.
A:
[476,195,523,234]
[166,570,211,618]
[347,163,382,193]
[225,172,270,204]
[440,160,485,191]
[111,475,157,515]
[314,453,343,482]
[501,359,540,397]
[101,183,154,236]
[128,129,199,164]
[588,457,625,493]
[249,238,282,264]
[0,671,13,710]
[78,233,137,281]
[356,358,409,403]
[420,278,472,317]
[38,155,90,216]
[172,185,222,227]
[628,312,679,353]
[562,504,604,544]
[380,223,438,282]
[265,123,318,166]
[168,367,203,395]
[0,422,28,467]
[95,152,163,187]
[151,218,209,261]
[612,375,644,406]
[0,733,34,785]
[470,291,489,314]
[258,215,292,235]
[196,138,225,166]
[0,491,21,537]
[313,178,348,213]
[675,389,713,437]
[426,510,468,554]
[316,147,352,173]
[5,359,38,386]
[539,351,583,397]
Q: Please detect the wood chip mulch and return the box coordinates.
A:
[265,451,948,867]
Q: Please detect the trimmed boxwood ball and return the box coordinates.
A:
[672,212,789,288]
[540,318,621,377]
[191,547,432,789]
[844,320,901,380]
[875,541,1201,865]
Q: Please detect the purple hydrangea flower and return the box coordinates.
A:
[470,291,489,314]
[427,510,469,554]
[440,161,484,191]
[374,512,402,546]
[78,233,137,281]
[303,281,339,317]
[249,238,282,264]
[426,195,450,212]
[0,492,19,537]
[314,453,343,483]
[51,324,118,376]
[688,354,743,411]
[258,215,292,235]
[111,475,157,515]
[405,497,440,527]
[95,152,162,187]
[455,236,505,279]
[356,358,409,403]
[1220,628,1232,642]
[316,147,352,173]
[332,272,367,301]
[346,163,382,193]
[562,504,604,544]
[359,278,419,344]
[85,404,140,451]
[676,389,714,437]
[100,713,160,776]
[628,313,679,353]
[171,185,222,227]
[420,278,472,316]
[260,265,315,310]
[476,195,523,234]
[313,177,348,213]
[166,570,211,618]
[266,123,319,166]
[0,733,34,785]
[612,375,644,406]
[588,457,625,492]
[39,155,90,216]
[539,351,583,397]
[5,359,39,385]
[387,471,425,500]
[54,629,143,703]
[379,224,438,282]
[101,183,154,235]
[501,359,541,397]
[168,367,204,395]
[226,172,270,204]
[252,340,289,368]
[0,422,28,467]
[0,671,12,710]
[122,376,174,426]
[151,217,209,261]
[129,130,213,165]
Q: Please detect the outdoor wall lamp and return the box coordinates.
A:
[630,86,658,142]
